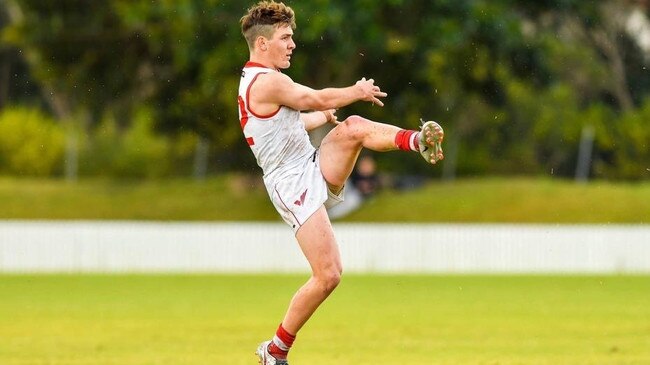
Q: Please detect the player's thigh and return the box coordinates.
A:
[318,120,364,188]
[295,206,342,275]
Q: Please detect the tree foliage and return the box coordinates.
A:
[0,0,649,179]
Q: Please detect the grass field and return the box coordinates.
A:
[1,274,649,365]
[0,176,649,223]
[2,177,648,364]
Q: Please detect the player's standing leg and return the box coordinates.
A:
[256,206,341,365]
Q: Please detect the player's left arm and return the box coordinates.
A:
[257,72,386,111]
[300,109,339,131]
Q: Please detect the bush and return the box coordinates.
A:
[0,107,65,176]
[596,98,650,180]
[81,108,174,178]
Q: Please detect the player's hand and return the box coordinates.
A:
[356,77,387,107]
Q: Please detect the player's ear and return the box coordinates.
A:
[256,36,268,52]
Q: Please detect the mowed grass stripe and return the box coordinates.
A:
[1,274,648,365]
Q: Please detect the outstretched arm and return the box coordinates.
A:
[250,72,387,113]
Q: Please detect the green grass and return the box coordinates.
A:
[347,177,650,223]
[1,274,649,365]
[0,176,649,223]
[0,176,278,221]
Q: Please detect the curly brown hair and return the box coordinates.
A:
[240,1,296,50]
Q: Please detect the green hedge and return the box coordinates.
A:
[0,107,65,176]
[0,107,201,178]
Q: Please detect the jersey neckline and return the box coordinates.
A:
[244,61,275,70]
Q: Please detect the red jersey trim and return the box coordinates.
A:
[244,61,272,69]
[237,95,249,129]
[246,73,281,119]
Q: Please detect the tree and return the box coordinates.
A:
[1,0,649,179]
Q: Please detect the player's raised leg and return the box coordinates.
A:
[319,115,444,191]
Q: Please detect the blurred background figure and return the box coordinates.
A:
[328,154,380,219]
[351,154,380,200]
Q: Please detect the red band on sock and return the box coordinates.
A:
[395,129,417,151]
[394,130,410,151]
[269,324,296,358]
[276,324,295,348]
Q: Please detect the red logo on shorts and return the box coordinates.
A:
[294,189,308,206]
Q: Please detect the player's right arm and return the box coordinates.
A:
[250,72,387,114]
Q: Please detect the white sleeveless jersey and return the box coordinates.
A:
[237,62,315,178]
[237,62,344,232]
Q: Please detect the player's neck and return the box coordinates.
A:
[247,56,276,70]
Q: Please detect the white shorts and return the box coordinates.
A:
[264,149,344,233]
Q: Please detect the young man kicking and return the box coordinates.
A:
[238,2,444,364]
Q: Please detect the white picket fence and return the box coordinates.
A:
[0,221,649,274]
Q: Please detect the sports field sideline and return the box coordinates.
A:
[1,274,648,365]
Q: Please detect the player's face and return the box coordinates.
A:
[267,25,295,69]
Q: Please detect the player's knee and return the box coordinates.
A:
[324,270,341,293]
[316,267,342,293]
[341,115,370,142]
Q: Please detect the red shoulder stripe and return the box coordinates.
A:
[246,73,281,119]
